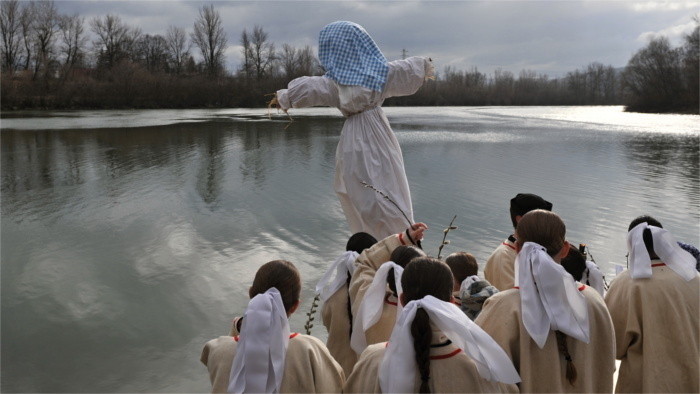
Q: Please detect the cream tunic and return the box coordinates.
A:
[484,237,518,291]
[201,333,345,393]
[605,264,700,393]
[320,284,357,376]
[276,57,433,239]
[476,286,615,393]
[348,233,411,350]
[344,331,519,393]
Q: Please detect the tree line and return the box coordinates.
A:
[1,1,697,113]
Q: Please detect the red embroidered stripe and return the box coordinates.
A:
[513,286,519,289]
[384,293,398,306]
[235,333,299,341]
[651,263,666,267]
[430,348,462,360]
[502,242,517,251]
[398,232,406,245]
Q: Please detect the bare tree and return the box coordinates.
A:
[19,1,34,70]
[135,34,168,72]
[623,37,683,111]
[249,25,274,80]
[279,43,297,79]
[296,45,319,76]
[239,28,252,77]
[91,14,139,69]
[681,17,699,111]
[58,13,87,70]
[1,0,22,72]
[31,0,58,79]
[165,25,189,74]
[190,4,227,76]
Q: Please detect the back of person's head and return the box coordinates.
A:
[444,252,478,284]
[249,260,301,314]
[628,215,663,258]
[516,211,579,385]
[515,209,566,257]
[561,246,586,281]
[401,257,454,393]
[510,193,553,229]
[346,232,377,254]
[387,245,426,296]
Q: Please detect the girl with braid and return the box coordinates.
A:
[316,232,377,375]
[476,210,616,392]
[345,257,520,393]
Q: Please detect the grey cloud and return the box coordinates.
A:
[55,1,698,77]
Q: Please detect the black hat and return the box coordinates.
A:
[510,193,553,217]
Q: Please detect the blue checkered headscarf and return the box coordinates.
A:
[318,21,389,92]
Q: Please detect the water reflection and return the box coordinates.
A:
[1,107,698,393]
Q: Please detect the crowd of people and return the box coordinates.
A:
[200,191,699,393]
[200,21,699,393]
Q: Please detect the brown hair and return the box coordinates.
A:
[444,252,478,284]
[387,245,426,296]
[401,257,454,393]
[515,210,577,385]
[515,209,566,257]
[346,233,377,338]
[249,260,301,313]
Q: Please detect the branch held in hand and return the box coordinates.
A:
[437,215,458,259]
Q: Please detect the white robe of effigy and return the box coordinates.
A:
[276,57,434,239]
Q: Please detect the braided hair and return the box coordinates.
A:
[401,257,454,393]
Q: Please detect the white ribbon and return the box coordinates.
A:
[515,242,590,349]
[581,260,605,296]
[228,288,290,394]
[315,251,359,302]
[350,261,403,354]
[379,296,520,393]
[627,223,697,281]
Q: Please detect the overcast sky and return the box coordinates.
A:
[55,0,699,77]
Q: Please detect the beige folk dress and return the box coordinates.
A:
[201,319,345,393]
[605,264,700,393]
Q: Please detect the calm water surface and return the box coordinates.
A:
[2,106,698,392]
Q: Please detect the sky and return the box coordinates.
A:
[55,0,699,77]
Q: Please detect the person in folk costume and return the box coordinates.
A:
[270,21,435,240]
[349,223,428,355]
[315,232,377,375]
[561,245,606,297]
[605,216,699,393]
[484,193,553,291]
[476,210,616,393]
[445,252,499,320]
[200,260,344,393]
[344,257,520,393]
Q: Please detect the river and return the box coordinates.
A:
[1,106,698,392]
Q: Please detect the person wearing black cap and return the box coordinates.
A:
[484,193,553,291]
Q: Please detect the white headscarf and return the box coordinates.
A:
[581,260,605,296]
[315,251,359,302]
[228,288,290,394]
[515,242,590,349]
[379,296,520,393]
[627,222,697,281]
[350,261,403,354]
